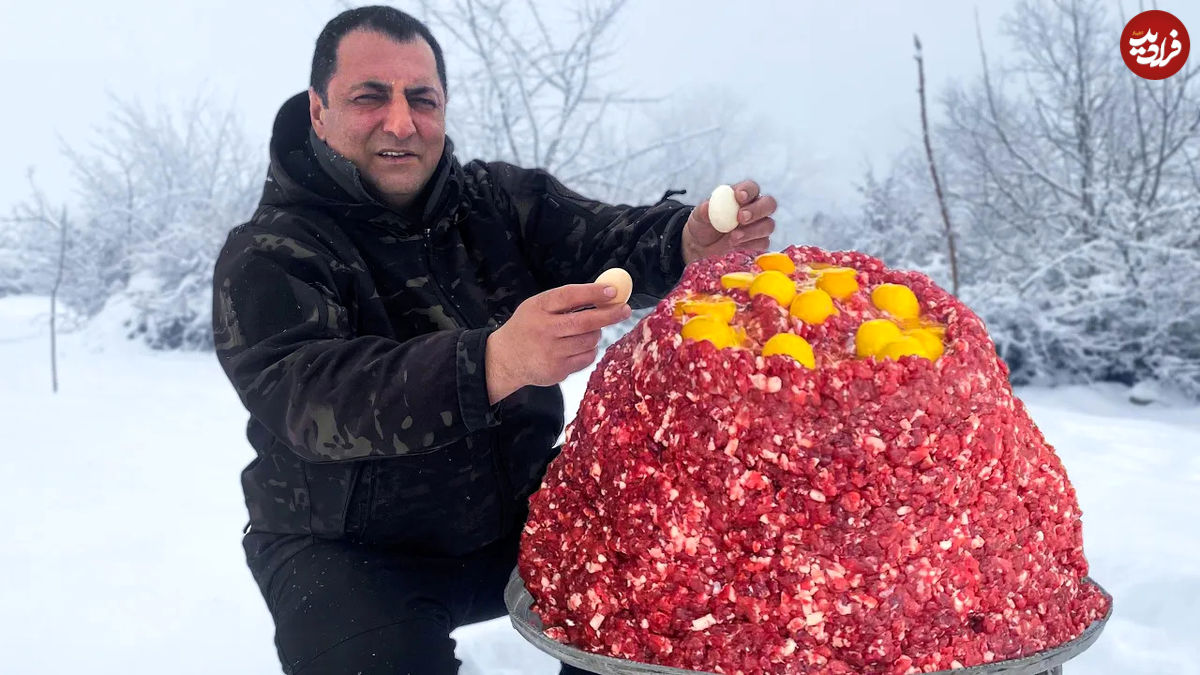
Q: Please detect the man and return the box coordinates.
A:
[212,6,777,674]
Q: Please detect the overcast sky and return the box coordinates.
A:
[3,0,1194,215]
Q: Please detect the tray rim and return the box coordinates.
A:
[505,567,1112,675]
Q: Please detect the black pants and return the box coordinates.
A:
[244,528,593,675]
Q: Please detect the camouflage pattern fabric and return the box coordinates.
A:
[212,92,692,555]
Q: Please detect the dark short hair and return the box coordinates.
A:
[310,5,447,105]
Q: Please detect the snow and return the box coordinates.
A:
[1,295,1197,674]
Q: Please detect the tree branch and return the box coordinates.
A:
[914,34,960,295]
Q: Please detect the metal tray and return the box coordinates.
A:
[506,568,1111,675]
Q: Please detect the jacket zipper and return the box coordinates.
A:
[423,224,514,538]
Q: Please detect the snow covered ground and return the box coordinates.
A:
[1,295,1197,674]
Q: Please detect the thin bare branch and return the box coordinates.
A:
[914,33,960,295]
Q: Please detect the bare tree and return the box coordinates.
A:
[413,0,717,203]
[913,34,960,296]
[4,172,72,392]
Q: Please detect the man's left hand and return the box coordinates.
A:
[681,180,778,266]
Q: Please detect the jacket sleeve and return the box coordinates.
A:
[486,162,693,309]
[211,224,502,464]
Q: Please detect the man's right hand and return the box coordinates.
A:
[485,283,633,404]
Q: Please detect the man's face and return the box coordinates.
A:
[310,30,446,210]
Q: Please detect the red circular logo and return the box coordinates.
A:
[1122,10,1189,80]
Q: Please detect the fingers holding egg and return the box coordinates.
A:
[707,185,740,233]
[594,267,633,306]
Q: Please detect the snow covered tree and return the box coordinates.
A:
[843,150,955,289]
[934,0,1200,394]
[8,96,262,349]
[414,0,736,205]
[2,171,64,298]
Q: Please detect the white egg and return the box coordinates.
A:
[595,267,633,305]
[707,184,740,233]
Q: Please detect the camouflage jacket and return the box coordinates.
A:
[212,92,692,555]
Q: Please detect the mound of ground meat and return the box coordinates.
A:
[518,246,1109,675]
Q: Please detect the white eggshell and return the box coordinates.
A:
[708,184,740,233]
[595,267,633,305]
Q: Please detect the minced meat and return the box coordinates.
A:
[518,246,1109,675]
